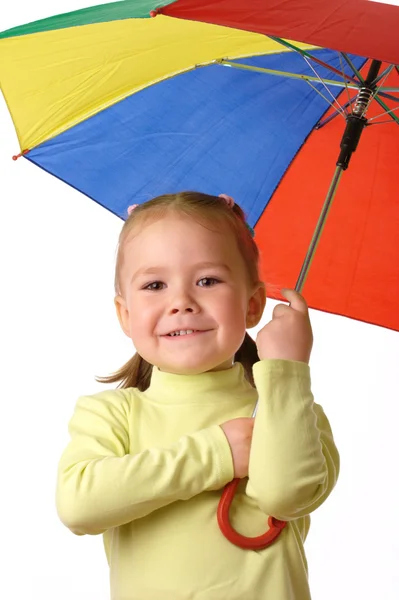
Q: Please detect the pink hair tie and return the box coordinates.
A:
[218,193,255,238]
[127,204,139,215]
[218,193,235,208]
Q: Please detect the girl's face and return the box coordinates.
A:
[115,214,265,375]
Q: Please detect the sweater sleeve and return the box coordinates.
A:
[56,390,234,536]
[246,359,339,521]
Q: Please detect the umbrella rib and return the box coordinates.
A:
[217,60,359,89]
[373,64,394,86]
[378,91,399,103]
[301,54,347,116]
[304,79,346,119]
[341,54,365,85]
[375,65,394,96]
[368,118,399,125]
[371,67,399,124]
[338,52,354,115]
[267,36,359,84]
[316,96,357,129]
[368,102,399,123]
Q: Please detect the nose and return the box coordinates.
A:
[168,287,200,315]
[171,306,194,314]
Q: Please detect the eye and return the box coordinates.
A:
[143,281,165,291]
[198,277,220,287]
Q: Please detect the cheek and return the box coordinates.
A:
[215,300,248,333]
[128,317,152,348]
[220,288,249,317]
[127,297,158,332]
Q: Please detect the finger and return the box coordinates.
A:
[280,289,309,314]
[272,303,292,319]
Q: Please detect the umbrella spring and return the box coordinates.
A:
[352,86,374,118]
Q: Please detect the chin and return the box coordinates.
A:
[158,357,233,375]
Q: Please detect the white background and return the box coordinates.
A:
[1,3,399,599]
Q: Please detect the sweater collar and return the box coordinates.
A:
[144,362,256,405]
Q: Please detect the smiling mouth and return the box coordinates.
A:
[164,329,209,338]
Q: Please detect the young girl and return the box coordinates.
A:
[56,191,339,600]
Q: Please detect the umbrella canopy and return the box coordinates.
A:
[0,1,398,331]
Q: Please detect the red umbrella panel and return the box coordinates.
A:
[160,0,399,66]
[254,66,399,331]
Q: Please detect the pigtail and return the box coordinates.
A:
[234,332,259,387]
[96,353,153,391]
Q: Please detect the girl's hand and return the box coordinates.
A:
[220,418,254,479]
[256,289,313,364]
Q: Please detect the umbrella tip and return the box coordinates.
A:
[150,8,161,17]
[12,149,29,161]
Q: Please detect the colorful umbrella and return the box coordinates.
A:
[0,0,398,335]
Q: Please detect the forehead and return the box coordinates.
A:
[122,213,244,270]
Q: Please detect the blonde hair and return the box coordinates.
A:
[98,191,262,390]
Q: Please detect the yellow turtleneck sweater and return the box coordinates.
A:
[56,360,339,600]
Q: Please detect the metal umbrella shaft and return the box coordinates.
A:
[294,165,343,294]
[295,59,382,295]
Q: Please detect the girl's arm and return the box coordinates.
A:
[56,391,233,535]
[246,359,339,521]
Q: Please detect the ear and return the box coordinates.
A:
[114,295,131,338]
[246,282,266,328]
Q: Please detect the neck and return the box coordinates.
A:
[144,361,256,405]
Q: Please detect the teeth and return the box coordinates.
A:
[169,329,195,337]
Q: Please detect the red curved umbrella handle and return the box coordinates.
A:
[217,478,287,550]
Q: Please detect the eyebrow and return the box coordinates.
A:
[131,262,232,282]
